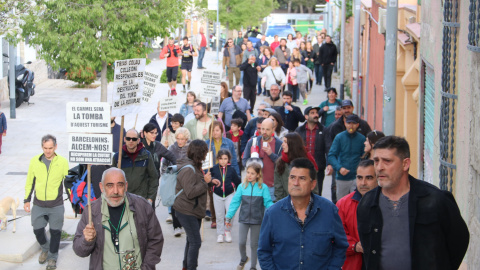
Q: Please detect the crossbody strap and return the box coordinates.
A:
[175,164,195,198]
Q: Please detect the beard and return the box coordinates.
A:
[102,192,126,207]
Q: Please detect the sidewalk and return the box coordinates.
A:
[0,50,340,269]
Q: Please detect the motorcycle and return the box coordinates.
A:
[2,53,35,108]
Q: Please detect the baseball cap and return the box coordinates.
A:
[262,108,277,115]
[341,100,354,107]
[304,106,320,115]
[346,114,361,124]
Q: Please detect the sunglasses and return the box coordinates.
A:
[125,137,138,141]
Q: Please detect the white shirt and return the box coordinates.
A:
[156,114,167,133]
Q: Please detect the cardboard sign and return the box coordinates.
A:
[142,71,160,103]
[158,97,178,111]
[68,134,113,165]
[210,96,221,115]
[66,102,111,133]
[112,58,146,117]
[200,70,221,98]
[202,151,213,170]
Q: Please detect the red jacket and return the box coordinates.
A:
[336,190,363,270]
[160,44,182,67]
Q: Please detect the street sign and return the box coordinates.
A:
[112,58,146,117]
[142,71,160,103]
[66,102,111,133]
[208,0,217,10]
[68,134,113,164]
[200,70,221,98]
[210,96,221,115]
[158,97,179,111]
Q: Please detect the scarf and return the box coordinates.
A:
[280,149,319,171]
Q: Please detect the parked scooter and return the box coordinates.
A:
[2,53,35,108]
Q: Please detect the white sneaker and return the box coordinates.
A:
[225,231,232,243]
[174,228,182,237]
[180,228,185,234]
[166,215,173,224]
[217,234,224,243]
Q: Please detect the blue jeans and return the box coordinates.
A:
[257,77,263,95]
[315,64,323,85]
[197,47,206,68]
[240,71,244,86]
[176,210,202,270]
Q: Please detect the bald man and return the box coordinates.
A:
[242,118,282,201]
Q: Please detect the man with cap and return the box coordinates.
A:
[295,106,327,195]
[327,115,366,200]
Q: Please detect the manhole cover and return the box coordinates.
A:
[6,172,28,175]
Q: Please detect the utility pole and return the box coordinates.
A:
[216,0,220,61]
[9,44,16,119]
[383,0,398,135]
[352,0,361,114]
[339,0,346,100]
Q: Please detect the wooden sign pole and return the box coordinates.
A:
[87,164,92,224]
[117,116,125,168]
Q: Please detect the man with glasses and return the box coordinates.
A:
[222,38,243,88]
[73,167,164,269]
[218,85,252,128]
[112,129,158,207]
[234,31,244,46]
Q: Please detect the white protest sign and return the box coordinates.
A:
[66,102,111,133]
[210,96,221,115]
[142,71,160,103]
[112,58,146,117]
[200,70,221,98]
[68,134,113,165]
[202,151,214,170]
[158,97,179,112]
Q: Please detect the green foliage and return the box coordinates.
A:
[160,66,182,83]
[66,67,97,85]
[335,0,353,21]
[0,0,41,40]
[21,0,188,99]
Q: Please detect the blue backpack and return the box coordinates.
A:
[159,164,194,207]
[65,169,96,216]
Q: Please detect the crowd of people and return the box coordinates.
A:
[19,28,470,270]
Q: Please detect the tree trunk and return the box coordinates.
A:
[100,61,108,102]
[300,4,304,14]
[226,21,229,40]
[288,1,292,13]
[307,6,313,14]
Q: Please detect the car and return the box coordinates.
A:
[264,24,296,44]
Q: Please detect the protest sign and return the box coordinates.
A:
[66,102,111,133]
[200,70,221,98]
[68,134,113,165]
[202,151,214,170]
[112,58,146,117]
[142,71,160,103]
[158,97,179,112]
[210,96,221,115]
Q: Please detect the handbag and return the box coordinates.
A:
[271,68,282,85]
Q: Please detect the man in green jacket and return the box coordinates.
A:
[24,134,69,270]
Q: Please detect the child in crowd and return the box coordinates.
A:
[211,149,242,243]
[293,59,314,105]
[161,113,184,148]
[179,91,197,117]
[226,162,273,270]
[226,118,244,171]
[286,61,298,103]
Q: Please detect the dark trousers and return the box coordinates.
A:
[208,190,216,223]
[323,64,334,88]
[314,64,323,85]
[176,211,202,270]
[317,170,325,196]
[331,172,337,204]
[171,207,182,229]
[243,85,257,110]
[288,84,299,102]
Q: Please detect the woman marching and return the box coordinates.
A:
[225,162,274,270]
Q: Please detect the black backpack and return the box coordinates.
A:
[231,99,248,130]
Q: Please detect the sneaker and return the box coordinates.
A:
[237,257,249,270]
[180,227,185,234]
[205,210,212,221]
[38,250,48,264]
[188,83,191,90]
[303,100,308,105]
[171,89,177,96]
[174,228,182,237]
[166,215,173,224]
[217,234,224,243]
[46,259,57,270]
[225,231,232,243]
[211,222,217,229]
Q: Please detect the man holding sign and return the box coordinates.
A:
[185,102,213,141]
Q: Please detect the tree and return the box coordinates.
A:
[0,0,40,38]
[21,0,188,101]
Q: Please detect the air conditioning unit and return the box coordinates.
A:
[378,8,387,34]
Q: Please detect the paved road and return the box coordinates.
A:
[0,50,340,269]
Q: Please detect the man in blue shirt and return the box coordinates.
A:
[258,158,348,270]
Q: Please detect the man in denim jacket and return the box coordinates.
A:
[258,158,348,270]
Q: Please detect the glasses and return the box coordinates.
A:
[148,131,158,135]
[125,137,138,141]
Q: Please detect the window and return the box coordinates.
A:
[468,0,480,52]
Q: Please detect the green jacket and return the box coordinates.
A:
[184,114,213,141]
[25,153,69,207]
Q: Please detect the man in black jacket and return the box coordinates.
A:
[240,55,261,109]
[295,106,326,195]
[149,102,172,142]
[275,91,304,132]
[319,35,338,89]
[357,136,469,270]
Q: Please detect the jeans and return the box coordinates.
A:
[239,223,262,269]
[323,64,334,88]
[336,179,357,200]
[268,186,275,202]
[197,47,206,68]
[257,77,263,95]
[0,134,2,154]
[176,210,202,270]
[243,85,257,110]
[314,64,323,85]
[213,193,235,235]
[171,207,182,229]
[240,71,244,86]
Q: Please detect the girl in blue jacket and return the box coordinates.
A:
[226,162,273,270]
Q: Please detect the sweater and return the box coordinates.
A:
[258,66,286,90]
[210,164,241,198]
[327,131,365,180]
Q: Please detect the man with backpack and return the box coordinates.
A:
[160,38,183,96]
[24,134,69,270]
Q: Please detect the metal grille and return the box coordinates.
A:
[468,0,480,52]
[424,64,435,184]
[439,0,459,192]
